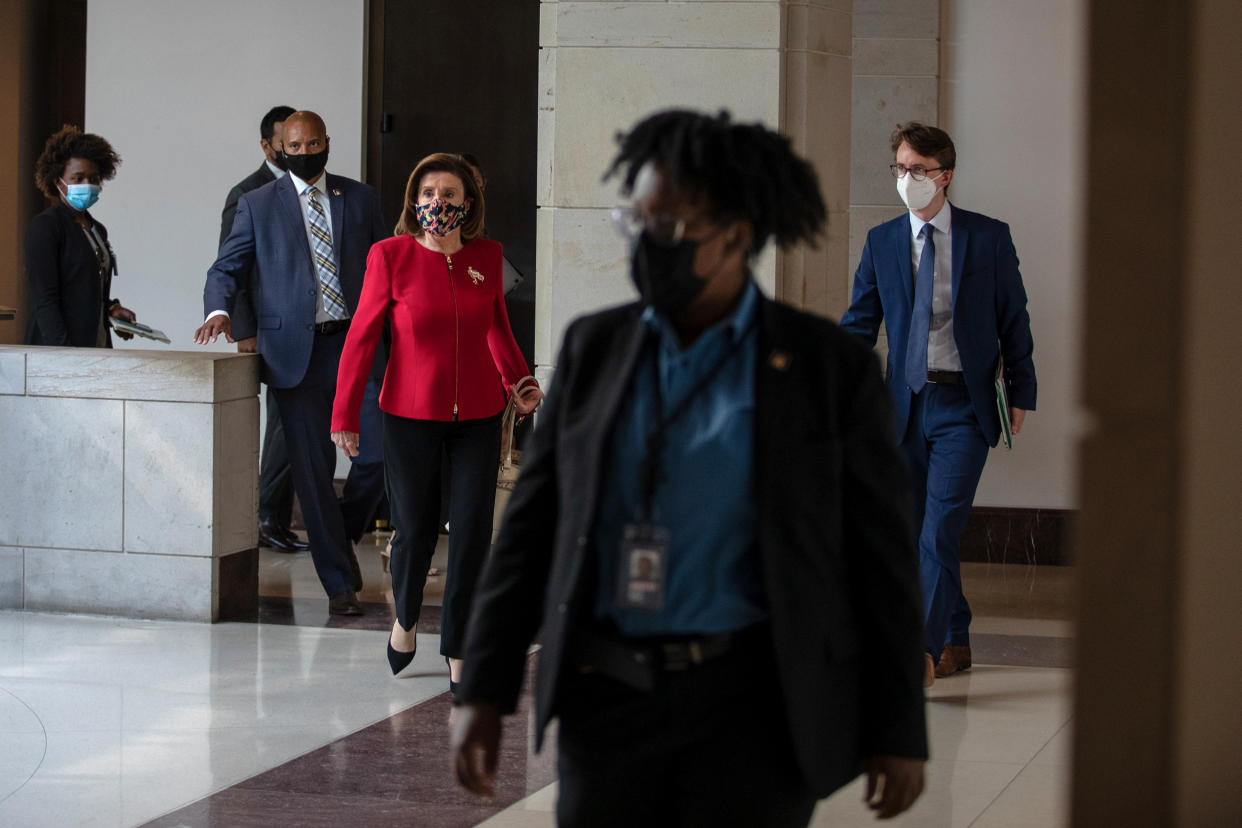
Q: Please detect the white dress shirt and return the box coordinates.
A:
[908,201,962,371]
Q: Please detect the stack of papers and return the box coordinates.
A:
[994,360,1012,450]
[111,317,171,343]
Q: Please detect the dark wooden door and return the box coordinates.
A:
[367,0,540,362]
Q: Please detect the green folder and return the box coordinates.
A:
[994,359,1012,450]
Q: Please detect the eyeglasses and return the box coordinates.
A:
[610,206,699,246]
[889,164,947,182]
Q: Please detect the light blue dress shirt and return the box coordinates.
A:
[593,281,767,636]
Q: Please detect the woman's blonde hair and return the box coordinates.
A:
[394,153,485,240]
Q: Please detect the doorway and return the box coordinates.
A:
[366,0,540,365]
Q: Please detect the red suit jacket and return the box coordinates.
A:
[333,234,530,432]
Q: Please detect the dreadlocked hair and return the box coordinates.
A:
[603,109,826,256]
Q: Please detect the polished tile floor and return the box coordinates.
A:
[0,537,1074,828]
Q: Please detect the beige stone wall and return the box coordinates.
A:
[535,0,853,373]
[847,0,940,347]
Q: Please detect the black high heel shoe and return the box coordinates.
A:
[388,629,416,675]
[446,656,459,700]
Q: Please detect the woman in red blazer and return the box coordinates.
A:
[332,153,542,687]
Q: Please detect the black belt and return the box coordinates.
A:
[572,624,767,691]
[926,370,963,385]
[314,319,350,336]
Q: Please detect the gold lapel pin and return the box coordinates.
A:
[332,188,342,196]
[768,350,791,371]
[467,266,485,285]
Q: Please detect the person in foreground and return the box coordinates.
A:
[840,123,1036,684]
[450,109,928,826]
[195,110,389,616]
[330,153,541,688]
[25,125,138,347]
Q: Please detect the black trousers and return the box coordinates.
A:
[383,410,502,656]
[257,385,294,527]
[271,332,356,596]
[555,631,818,828]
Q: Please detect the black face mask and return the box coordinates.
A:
[282,147,328,181]
[269,149,288,172]
[629,231,708,318]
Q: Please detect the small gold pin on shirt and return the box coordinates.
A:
[468,266,485,285]
[768,350,791,371]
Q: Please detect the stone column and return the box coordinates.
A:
[535,0,854,378]
[848,0,940,345]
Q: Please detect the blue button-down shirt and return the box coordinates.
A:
[593,282,767,636]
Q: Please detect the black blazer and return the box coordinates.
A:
[219,163,277,341]
[25,203,116,347]
[459,294,929,797]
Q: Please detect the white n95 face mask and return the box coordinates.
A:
[896,170,945,211]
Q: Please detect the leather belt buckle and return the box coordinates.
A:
[315,319,350,336]
[660,640,704,671]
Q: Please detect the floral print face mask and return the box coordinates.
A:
[415,199,469,236]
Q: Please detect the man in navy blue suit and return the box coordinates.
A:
[841,123,1036,684]
[195,110,389,616]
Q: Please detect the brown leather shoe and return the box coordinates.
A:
[935,644,973,678]
[924,653,935,688]
[328,590,364,616]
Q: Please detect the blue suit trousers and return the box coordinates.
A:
[900,382,990,657]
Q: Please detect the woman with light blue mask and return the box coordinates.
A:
[25,125,138,347]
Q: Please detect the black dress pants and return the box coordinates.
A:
[257,385,294,527]
[555,631,818,828]
[271,330,356,598]
[383,410,502,656]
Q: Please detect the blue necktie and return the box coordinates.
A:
[305,187,348,319]
[905,223,935,394]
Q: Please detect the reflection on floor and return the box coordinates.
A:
[0,538,1074,828]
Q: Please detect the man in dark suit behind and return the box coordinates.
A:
[451,110,927,826]
[220,105,306,553]
[840,123,1037,684]
[195,110,388,616]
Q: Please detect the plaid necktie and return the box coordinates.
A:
[305,187,347,319]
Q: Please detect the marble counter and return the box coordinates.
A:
[0,345,259,621]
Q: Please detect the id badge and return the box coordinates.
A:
[615,523,669,611]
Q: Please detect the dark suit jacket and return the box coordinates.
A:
[459,295,929,797]
[840,204,1036,445]
[24,203,117,347]
[203,172,388,388]
[219,163,277,341]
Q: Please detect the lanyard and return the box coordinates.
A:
[637,318,756,522]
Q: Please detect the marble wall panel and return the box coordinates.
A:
[23,548,214,621]
[787,4,851,56]
[853,0,939,39]
[536,46,557,207]
[853,36,939,75]
[850,75,938,205]
[0,396,124,550]
[124,401,214,557]
[211,397,259,557]
[549,47,781,209]
[0,349,25,394]
[549,2,779,49]
[25,350,257,404]
[0,547,22,608]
